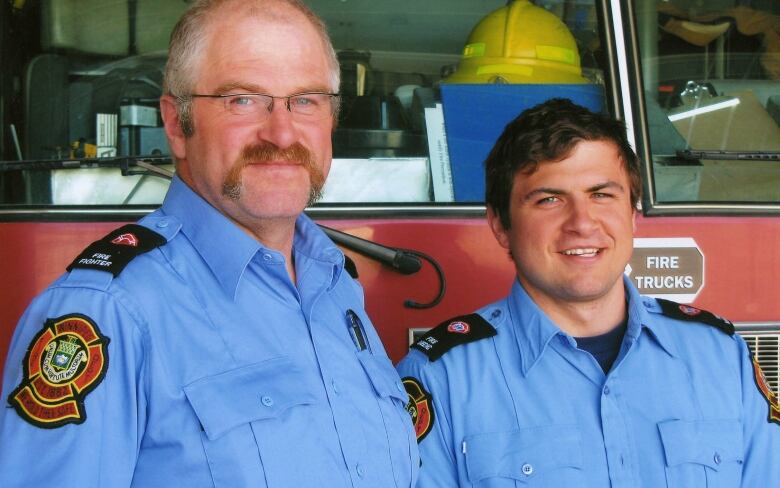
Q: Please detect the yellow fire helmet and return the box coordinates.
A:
[445,0,587,84]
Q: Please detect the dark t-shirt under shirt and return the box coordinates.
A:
[575,320,628,373]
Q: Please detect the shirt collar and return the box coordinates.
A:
[161,176,260,298]
[508,274,678,375]
[624,275,679,358]
[506,280,564,376]
[160,176,345,297]
[292,213,346,288]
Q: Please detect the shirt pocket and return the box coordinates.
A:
[357,350,409,405]
[658,419,744,488]
[357,351,420,486]
[464,425,584,487]
[183,357,318,488]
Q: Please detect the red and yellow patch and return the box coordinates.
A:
[752,355,780,425]
[8,314,109,428]
[402,377,435,442]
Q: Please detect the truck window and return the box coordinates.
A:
[636,0,780,206]
[0,0,610,209]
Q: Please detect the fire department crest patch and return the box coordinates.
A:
[751,354,780,425]
[8,314,109,428]
[110,233,139,247]
[678,305,701,316]
[402,377,435,442]
[447,321,470,334]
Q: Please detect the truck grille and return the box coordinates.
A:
[737,324,780,399]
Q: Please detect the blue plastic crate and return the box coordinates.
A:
[440,84,605,202]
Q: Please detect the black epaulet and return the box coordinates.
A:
[344,255,359,279]
[66,224,166,277]
[411,313,497,362]
[655,298,735,336]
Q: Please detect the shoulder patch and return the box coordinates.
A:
[8,314,110,428]
[402,377,435,442]
[655,298,735,336]
[411,313,496,361]
[67,224,166,277]
[750,352,780,425]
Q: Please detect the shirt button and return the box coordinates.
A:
[156,220,169,228]
[603,385,611,395]
[332,380,340,395]
[262,253,272,261]
[714,453,722,465]
[521,463,533,476]
[356,464,366,478]
[261,395,274,407]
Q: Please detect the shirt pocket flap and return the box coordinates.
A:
[357,352,408,403]
[658,419,743,470]
[465,425,583,483]
[184,357,317,441]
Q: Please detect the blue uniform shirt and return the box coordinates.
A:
[397,276,780,487]
[0,176,419,487]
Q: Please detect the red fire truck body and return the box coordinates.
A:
[0,0,778,394]
[3,215,779,364]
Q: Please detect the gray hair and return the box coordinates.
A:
[164,0,340,136]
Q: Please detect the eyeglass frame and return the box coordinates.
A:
[178,91,341,120]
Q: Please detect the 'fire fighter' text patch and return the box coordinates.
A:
[67,224,166,277]
[8,314,110,428]
[402,377,435,442]
[411,313,497,361]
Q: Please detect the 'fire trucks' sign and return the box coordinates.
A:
[626,238,704,303]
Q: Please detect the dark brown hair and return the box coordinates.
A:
[485,98,641,229]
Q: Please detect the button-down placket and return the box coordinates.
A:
[296,250,374,485]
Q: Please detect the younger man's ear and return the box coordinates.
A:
[487,206,511,250]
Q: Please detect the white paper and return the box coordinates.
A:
[424,103,454,202]
[321,158,431,202]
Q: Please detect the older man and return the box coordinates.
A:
[0,1,418,486]
[398,98,779,487]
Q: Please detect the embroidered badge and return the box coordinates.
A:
[8,314,110,428]
[751,354,780,425]
[447,321,470,334]
[402,377,435,442]
[110,233,139,247]
[678,304,701,316]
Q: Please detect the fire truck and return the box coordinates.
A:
[0,0,778,403]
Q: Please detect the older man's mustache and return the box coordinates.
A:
[222,142,325,204]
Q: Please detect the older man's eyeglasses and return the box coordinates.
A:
[184,92,339,121]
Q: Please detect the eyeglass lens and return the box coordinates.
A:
[223,93,334,119]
